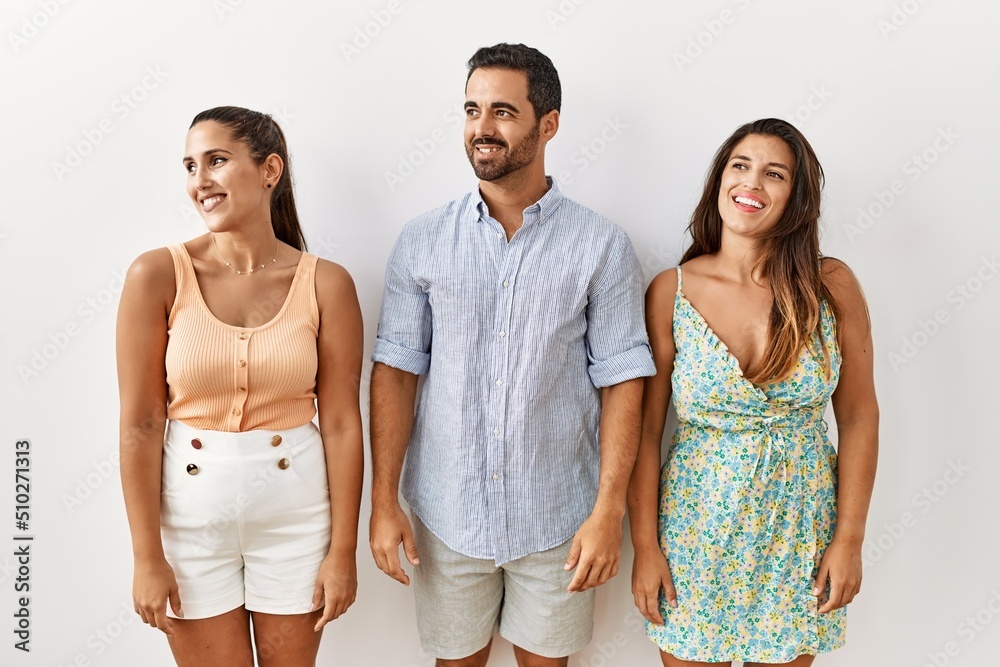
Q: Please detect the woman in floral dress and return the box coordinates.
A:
[628,118,879,666]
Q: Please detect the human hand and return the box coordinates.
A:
[565,511,622,592]
[814,537,863,613]
[631,545,676,624]
[369,503,419,585]
[133,557,182,636]
[312,550,358,631]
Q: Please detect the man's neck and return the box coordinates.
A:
[479,170,551,240]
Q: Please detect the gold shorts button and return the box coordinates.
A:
[191,438,203,450]
[277,458,290,470]
[270,435,282,447]
[186,463,200,475]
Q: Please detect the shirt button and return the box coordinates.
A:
[495,379,503,386]
[502,280,509,287]
[232,408,241,416]
[239,333,248,340]
[498,330,506,337]
[238,360,246,367]
[492,473,499,481]
[496,231,502,238]
[493,427,500,436]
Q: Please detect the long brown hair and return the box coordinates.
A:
[189,106,306,251]
[681,118,836,383]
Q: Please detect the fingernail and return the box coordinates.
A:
[812,587,820,596]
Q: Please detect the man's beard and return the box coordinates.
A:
[466,121,540,182]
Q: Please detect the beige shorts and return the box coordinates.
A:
[160,420,331,619]
[412,516,595,660]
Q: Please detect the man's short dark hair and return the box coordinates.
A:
[466,43,561,120]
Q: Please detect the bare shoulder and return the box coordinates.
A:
[314,257,360,311]
[124,247,175,296]
[821,256,866,311]
[678,254,714,278]
[646,267,679,321]
[648,267,679,301]
[315,257,357,293]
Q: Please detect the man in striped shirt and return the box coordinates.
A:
[369,43,655,667]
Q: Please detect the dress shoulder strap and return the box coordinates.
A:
[676,265,683,294]
[165,243,195,325]
[287,252,320,327]
[166,244,185,283]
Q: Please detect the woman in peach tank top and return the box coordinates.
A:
[117,106,364,666]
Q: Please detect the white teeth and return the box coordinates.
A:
[734,196,764,209]
[203,195,224,207]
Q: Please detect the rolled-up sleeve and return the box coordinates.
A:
[585,228,656,388]
[372,229,432,375]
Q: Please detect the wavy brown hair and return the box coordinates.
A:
[681,118,837,383]
[190,106,306,251]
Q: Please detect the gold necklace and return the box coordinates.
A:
[210,235,279,275]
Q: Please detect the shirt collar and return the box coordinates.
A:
[471,176,565,225]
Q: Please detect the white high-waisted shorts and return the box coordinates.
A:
[161,420,331,619]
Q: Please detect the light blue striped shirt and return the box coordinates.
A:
[373,179,655,565]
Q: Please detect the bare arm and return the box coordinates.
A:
[565,377,646,593]
[116,248,179,634]
[312,260,365,628]
[816,258,879,613]
[627,269,679,622]
[368,361,420,584]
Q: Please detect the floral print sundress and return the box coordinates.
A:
[645,266,846,662]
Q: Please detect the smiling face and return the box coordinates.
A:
[183,120,278,232]
[717,134,794,239]
[464,67,547,182]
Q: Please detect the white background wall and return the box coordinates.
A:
[2,0,998,665]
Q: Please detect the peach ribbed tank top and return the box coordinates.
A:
[164,243,319,432]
